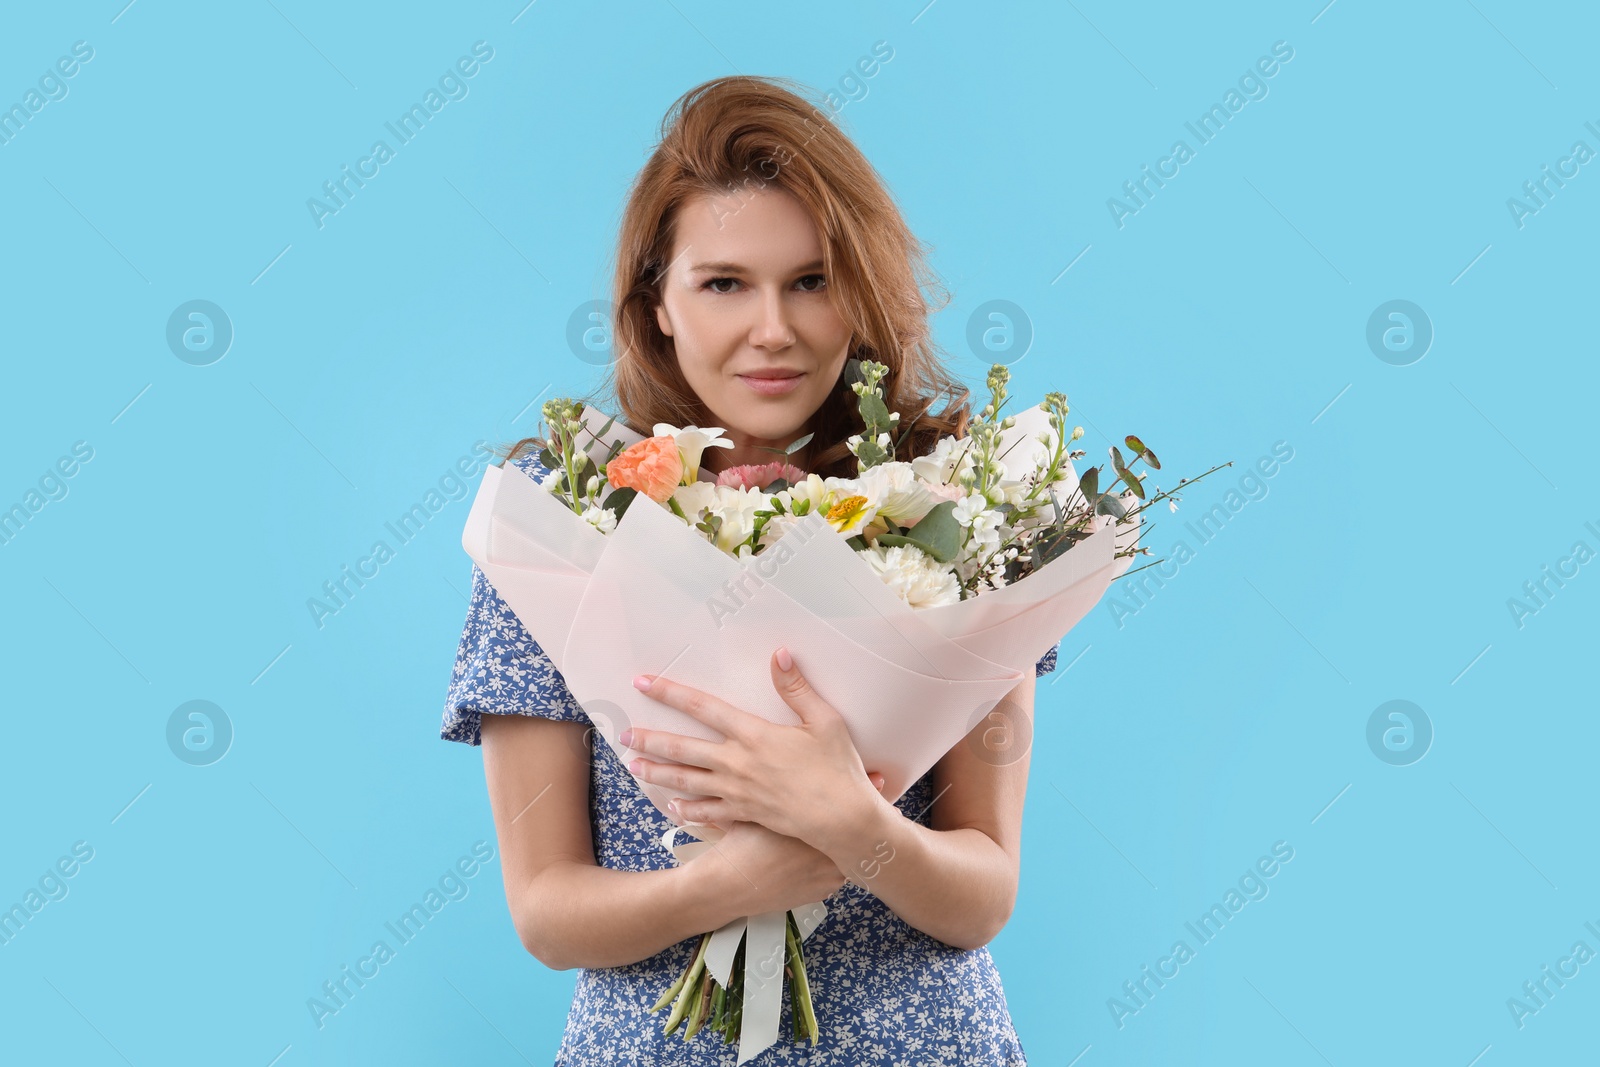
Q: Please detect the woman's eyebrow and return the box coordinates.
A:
[688,258,825,274]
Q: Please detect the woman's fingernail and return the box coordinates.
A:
[667,799,679,813]
[619,729,633,747]
[775,646,793,671]
[632,675,651,692]
[628,759,642,775]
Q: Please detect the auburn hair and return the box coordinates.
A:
[497,74,972,478]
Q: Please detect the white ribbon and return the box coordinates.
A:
[661,824,827,1063]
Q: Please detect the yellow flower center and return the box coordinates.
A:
[825,494,870,532]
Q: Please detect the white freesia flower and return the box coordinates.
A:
[670,480,719,519]
[580,503,617,534]
[653,423,735,482]
[775,472,832,517]
[671,481,767,553]
[858,542,962,609]
[706,486,768,554]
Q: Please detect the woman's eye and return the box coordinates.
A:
[702,275,826,294]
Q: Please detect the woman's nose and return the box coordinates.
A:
[749,289,795,348]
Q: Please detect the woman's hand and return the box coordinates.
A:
[622,646,890,853]
[680,821,854,917]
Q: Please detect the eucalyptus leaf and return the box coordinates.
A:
[1095,492,1128,519]
[1078,467,1099,504]
[878,499,961,562]
[860,392,891,428]
[602,485,638,518]
[1032,529,1074,566]
[856,439,888,467]
[785,432,814,455]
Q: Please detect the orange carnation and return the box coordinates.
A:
[606,435,683,503]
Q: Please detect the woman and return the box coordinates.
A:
[441,74,1060,1065]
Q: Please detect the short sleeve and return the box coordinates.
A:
[1035,643,1060,678]
[439,451,589,746]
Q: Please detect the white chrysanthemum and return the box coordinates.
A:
[580,503,617,535]
[858,542,962,609]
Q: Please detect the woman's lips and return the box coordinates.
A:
[737,373,803,396]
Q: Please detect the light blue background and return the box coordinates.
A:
[2,1,1595,1063]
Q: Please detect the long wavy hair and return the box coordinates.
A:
[497,74,973,479]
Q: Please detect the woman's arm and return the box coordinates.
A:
[808,673,1037,951]
[480,713,732,970]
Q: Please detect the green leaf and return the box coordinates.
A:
[877,499,961,562]
[1126,434,1161,470]
[785,432,813,455]
[1032,529,1074,566]
[538,447,560,471]
[1078,467,1099,505]
[859,392,891,428]
[764,478,790,493]
[855,439,888,468]
[1095,492,1128,519]
[602,485,638,518]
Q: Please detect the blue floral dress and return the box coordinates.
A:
[440,451,1060,1066]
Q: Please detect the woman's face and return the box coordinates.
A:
[653,185,852,474]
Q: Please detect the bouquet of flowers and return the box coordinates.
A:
[536,359,1201,607]
[460,358,1220,1061]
